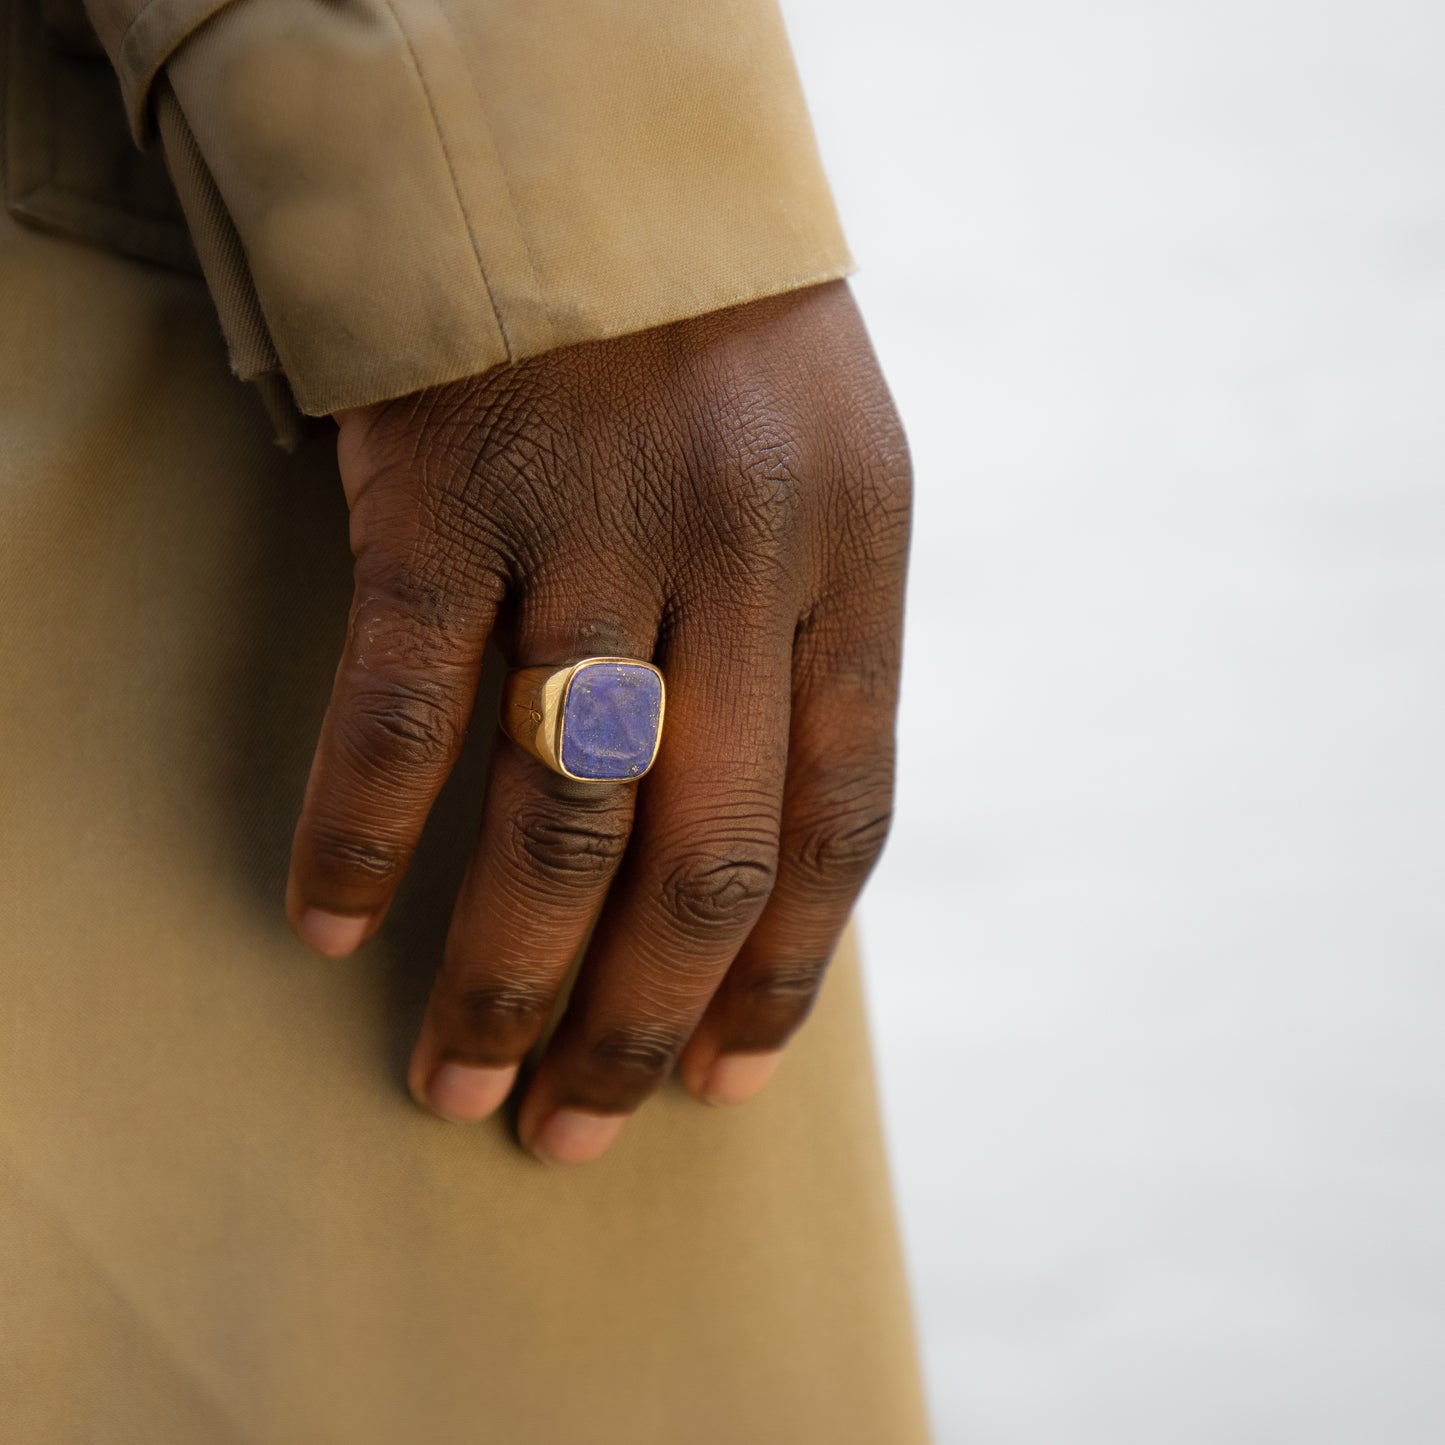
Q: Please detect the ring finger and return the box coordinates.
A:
[408,600,659,1123]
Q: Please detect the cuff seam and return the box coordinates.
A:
[115,0,238,142]
[376,0,514,360]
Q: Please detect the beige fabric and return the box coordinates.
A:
[2,0,196,271]
[59,0,854,418]
[0,204,928,1441]
[81,0,234,137]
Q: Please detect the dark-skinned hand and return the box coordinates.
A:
[284,279,910,1164]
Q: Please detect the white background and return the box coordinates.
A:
[783,1,1445,1439]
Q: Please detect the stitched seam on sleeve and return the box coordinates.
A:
[115,0,238,140]
[115,0,171,58]
[377,0,514,359]
[429,1,549,314]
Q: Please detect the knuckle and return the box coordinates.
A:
[833,471,911,578]
[791,767,896,889]
[685,389,806,576]
[347,577,471,667]
[305,822,407,887]
[795,807,894,888]
[659,843,777,935]
[506,803,631,892]
[866,457,914,535]
[725,426,803,537]
[745,958,831,1008]
[723,958,830,1051]
[588,1022,691,1082]
[864,406,913,494]
[827,414,913,571]
[453,982,554,1040]
[425,376,580,557]
[840,371,912,490]
[337,680,460,779]
[349,408,520,605]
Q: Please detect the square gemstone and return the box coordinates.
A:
[559,661,663,781]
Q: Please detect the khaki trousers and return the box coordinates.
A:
[0,210,930,1442]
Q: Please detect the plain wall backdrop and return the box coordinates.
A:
[781,1,1445,1439]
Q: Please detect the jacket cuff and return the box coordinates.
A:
[83,0,239,141]
[133,0,853,417]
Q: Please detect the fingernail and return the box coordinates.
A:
[529,1109,626,1165]
[297,909,369,957]
[702,1051,782,1106]
[423,1061,517,1123]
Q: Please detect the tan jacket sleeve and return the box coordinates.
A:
[80,0,852,420]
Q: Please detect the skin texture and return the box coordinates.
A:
[285,279,910,1164]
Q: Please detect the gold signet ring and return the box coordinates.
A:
[499,657,665,783]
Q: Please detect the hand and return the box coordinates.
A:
[285,279,911,1164]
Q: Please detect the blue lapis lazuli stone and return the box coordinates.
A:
[559,662,663,780]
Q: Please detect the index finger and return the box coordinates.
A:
[286,570,496,956]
